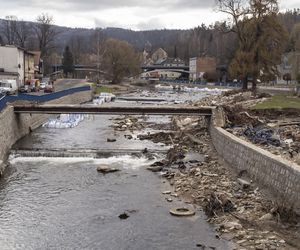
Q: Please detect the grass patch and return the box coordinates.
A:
[92,84,114,95]
[252,95,300,110]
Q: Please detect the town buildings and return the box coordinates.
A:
[0,45,38,87]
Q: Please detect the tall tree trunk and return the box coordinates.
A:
[252,77,257,94]
[242,76,248,90]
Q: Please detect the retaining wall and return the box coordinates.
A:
[210,109,300,209]
[0,90,92,173]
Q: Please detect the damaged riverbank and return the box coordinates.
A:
[110,91,300,249]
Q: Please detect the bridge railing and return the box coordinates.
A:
[0,85,91,112]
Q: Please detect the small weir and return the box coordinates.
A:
[10,148,168,159]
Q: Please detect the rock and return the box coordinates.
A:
[147,161,165,172]
[162,191,171,195]
[124,134,133,140]
[196,243,205,249]
[237,239,247,245]
[259,213,273,221]
[295,154,300,165]
[119,213,129,220]
[107,138,117,142]
[223,221,243,230]
[237,178,251,189]
[97,165,120,174]
[202,172,218,177]
[166,198,173,202]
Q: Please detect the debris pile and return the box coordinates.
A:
[111,116,146,132]
[143,116,300,249]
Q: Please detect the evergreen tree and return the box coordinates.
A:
[62,46,74,77]
[174,45,177,58]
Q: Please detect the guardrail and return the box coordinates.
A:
[0,85,91,112]
[13,105,213,116]
[160,79,243,88]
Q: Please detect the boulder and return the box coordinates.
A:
[97,165,120,174]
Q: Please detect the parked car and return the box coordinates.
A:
[44,84,54,93]
[39,82,47,90]
[19,85,30,93]
[0,79,18,95]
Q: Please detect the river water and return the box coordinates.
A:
[0,88,233,250]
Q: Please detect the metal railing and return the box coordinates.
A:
[0,85,91,112]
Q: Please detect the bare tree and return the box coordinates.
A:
[2,15,18,45]
[15,21,30,48]
[103,38,140,83]
[33,13,57,57]
[216,0,287,91]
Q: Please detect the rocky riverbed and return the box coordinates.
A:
[111,93,300,250]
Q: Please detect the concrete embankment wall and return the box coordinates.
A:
[210,109,300,209]
[0,90,92,173]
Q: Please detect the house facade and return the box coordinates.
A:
[189,57,217,81]
[277,52,300,84]
[0,46,39,87]
[24,51,35,82]
[0,46,25,86]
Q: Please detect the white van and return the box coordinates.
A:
[0,79,18,95]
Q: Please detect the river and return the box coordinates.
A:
[0,88,233,250]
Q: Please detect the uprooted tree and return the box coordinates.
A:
[216,0,288,91]
[103,38,141,84]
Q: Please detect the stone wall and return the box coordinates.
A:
[0,90,92,173]
[210,110,300,209]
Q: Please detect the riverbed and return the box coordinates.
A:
[0,88,233,250]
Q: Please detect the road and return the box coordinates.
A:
[54,78,90,91]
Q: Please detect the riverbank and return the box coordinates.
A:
[109,90,300,249]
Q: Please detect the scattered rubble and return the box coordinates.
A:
[142,115,300,249]
[110,91,300,249]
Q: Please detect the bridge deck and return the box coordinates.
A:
[13,104,213,116]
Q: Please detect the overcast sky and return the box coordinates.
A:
[0,0,299,30]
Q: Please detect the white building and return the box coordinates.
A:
[0,46,26,87]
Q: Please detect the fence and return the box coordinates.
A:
[0,85,91,112]
[160,79,243,88]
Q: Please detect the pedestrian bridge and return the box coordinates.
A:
[13,104,213,116]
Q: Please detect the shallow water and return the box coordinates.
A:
[0,91,233,249]
[0,156,232,250]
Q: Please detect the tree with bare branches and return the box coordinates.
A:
[217,0,287,91]
[15,21,30,48]
[103,39,140,83]
[1,16,17,45]
[33,13,57,57]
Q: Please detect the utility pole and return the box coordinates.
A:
[97,29,100,84]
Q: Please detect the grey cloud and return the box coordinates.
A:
[0,0,215,12]
[94,18,122,28]
[136,18,166,30]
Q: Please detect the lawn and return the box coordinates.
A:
[252,95,300,110]
[92,84,114,95]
